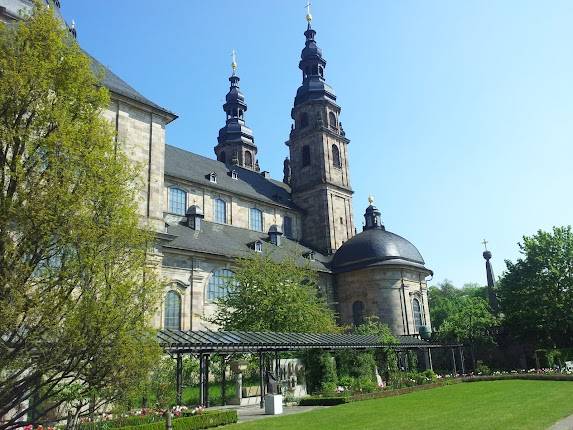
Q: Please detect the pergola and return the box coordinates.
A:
[157,329,464,407]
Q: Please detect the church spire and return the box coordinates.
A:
[482,240,499,313]
[214,51,258,171]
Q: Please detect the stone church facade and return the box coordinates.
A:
[1,1,433,337]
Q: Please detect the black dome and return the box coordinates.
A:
[332,228,431,273]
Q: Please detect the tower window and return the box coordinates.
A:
[302,145,311,167]
[168,187,186,215]
[413,298,423,332]
[214,198,227,224]
[329,112,337,130]
[299,112,309,129]
[244,151,253,168]
[218,152,226,163]
[283,216,293,238]
[332,144,342,168]
[164,290,182,330]
[352,300,365,326]
[249,208,263,232]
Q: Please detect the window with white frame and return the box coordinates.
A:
[164,290,181,330]
[214,198,227,224]
[412,298,423,332]
[249,208,263,232]
[207,269,235,302]
[168,187,186,215]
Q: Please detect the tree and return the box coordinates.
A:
[498,226,573,348]
[209,254,338,333]
[0,4,162,429]
[438,297,499,369]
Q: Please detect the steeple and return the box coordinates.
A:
[482,240,499,312]
[286,7,354,254]
[215,51,258,171]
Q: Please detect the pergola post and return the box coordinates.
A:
[204,354,210,407]
[423,348,433,371]
[450,347,457,375]
[221,355,227,406]
[199,353,205,406]
[459,347,466,375]
[259,352,265,409]
[175,353,183,406]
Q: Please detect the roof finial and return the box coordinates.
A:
[368,195,374,205]
[231,49,237,76]
[482,238,489,251]
[305,0,313,25]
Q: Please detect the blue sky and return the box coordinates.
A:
[61,1,573,287]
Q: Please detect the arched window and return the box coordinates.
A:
[283,216,293,238]
[207,269,235,302]
[412,298,423,332]
[302,145,311,167]
[353,301,365,326]
[168,187,186,215]
[329,112,337,130]
[249,208,263,232]
[299,112,309,129]
[218,152,226,163]
[164,291,181,330]
[332,144,341,168]
[244,151,253,168]
[214,198,227,224]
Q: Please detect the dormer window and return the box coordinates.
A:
[231,170,238,180]
[254,240,263,253]
[208,172,217,183]
[304,251,315,261]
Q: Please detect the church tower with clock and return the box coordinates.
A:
[286,10,355,255]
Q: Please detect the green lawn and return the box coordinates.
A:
[225,380,573,430]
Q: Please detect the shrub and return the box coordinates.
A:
[78,415,163,430]
[303,350,338,394]
[475,361,492,375]
[115,411,237,430]
[299,397,348,406]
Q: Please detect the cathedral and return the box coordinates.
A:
[1,1,433,338]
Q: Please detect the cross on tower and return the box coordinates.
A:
[482,239,489,251]
[305,0,313,23]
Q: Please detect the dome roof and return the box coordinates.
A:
[332,228,431,274]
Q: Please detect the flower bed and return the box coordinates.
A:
[462,373,573,382]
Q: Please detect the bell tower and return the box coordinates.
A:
[286,8,354,254]
[215,51,259,171]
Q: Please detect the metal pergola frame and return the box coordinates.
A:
[157,329,464,408]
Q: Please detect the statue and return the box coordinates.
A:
[266,370,279,395]
[283,157,291,185]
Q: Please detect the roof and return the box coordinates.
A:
[87,52,177,121]
[157,329,451,354]
[332,227,432,274]
[165,145,296,209]
[163,219,331,272]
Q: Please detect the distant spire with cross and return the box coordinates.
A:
[305,0,313,25]
[481,238,499,312]
[231,49,237,76]
[482,238,488,251]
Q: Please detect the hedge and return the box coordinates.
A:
[462,374,573,382]
[115,411,237,430]
[298,397,348,406]
[78,415,163,430]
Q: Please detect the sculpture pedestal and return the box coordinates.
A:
[264,394,283,415]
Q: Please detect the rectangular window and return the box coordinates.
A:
[250,208,263,232]
[168,188,186,215]
[214,198,227,224]
[283,216,293,238]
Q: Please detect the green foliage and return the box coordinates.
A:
[388,371,437,389]
[77,415,163,430]
[428,280,489,331]
[498,226,573,348]
[209,254,338,333]
[0,4,162,427]
[474,361,492,375]
[302,350,338,395]
[115,411,237,430]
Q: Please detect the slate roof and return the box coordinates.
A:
[163,219,331,273]
[165,144,296,209]
[87,52,177,120]
[332,228,432,274]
